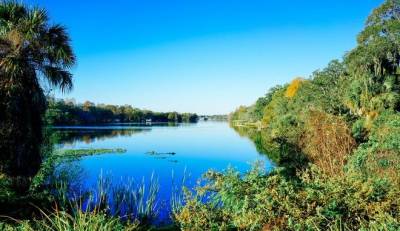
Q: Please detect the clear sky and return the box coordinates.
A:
[25,0,383,114]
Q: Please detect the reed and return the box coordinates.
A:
[52,170,160,225]
[170,167,190,215]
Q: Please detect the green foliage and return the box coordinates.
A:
[345,0,400,115]
[174,164,400,230]
[0,210,140,231]
[180,113,199,123]
[310,60,350,115]
[0,0,75,192]
[229,105,252,122]
[230,85,284,123]
[168,112,179,121]
[351,118,368,143]
[348,111,400,184]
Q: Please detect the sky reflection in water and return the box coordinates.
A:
[54,121,274,222]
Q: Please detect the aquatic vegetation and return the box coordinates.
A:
[59,148,127,158]
[146,151,176,156]
[146,151,178,162]
[51,171,161,225]
[3,171,162,230]
[29,148,127,192]
[170,168,191,227]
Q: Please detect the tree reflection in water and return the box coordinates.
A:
[51,127,151,146]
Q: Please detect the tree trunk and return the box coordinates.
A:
[0,74,46,193]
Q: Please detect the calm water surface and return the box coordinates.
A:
[54,121,273,221]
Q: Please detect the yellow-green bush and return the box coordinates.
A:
[301,110,356,176]
[285,78,305,98]
[174,164,400,230]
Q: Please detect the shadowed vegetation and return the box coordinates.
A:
[0,0,75,192]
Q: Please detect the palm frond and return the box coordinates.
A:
[42,24,76,67]
[41,65,73,93]
[22,7,48,39]
[0,1,28,25]
[0,1,75,92]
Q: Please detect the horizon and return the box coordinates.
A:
[26,0,383,114]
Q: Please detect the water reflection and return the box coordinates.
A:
[52,127,151,146]
[231,124,309,173]
[51,122,274,223]
[230,125,277,159]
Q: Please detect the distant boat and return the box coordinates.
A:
[145,119,152,124]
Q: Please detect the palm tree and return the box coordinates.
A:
[0,1,75,191]
[345,0,400,115]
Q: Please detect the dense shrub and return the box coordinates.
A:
[300,110,356,176]
[348,112,400,184]
[174,164,400,230]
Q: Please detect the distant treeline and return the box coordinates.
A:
[46,98,199,125]
[202,114,228,121]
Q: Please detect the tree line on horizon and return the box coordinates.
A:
[46,97,199,125]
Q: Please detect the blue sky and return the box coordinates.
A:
[26,0,383,114]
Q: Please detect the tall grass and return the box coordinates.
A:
[0,206,140,231]
[170,168,190,215]
[36,207,139,231]
[1,169,191,230]
[52,170,160,226]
